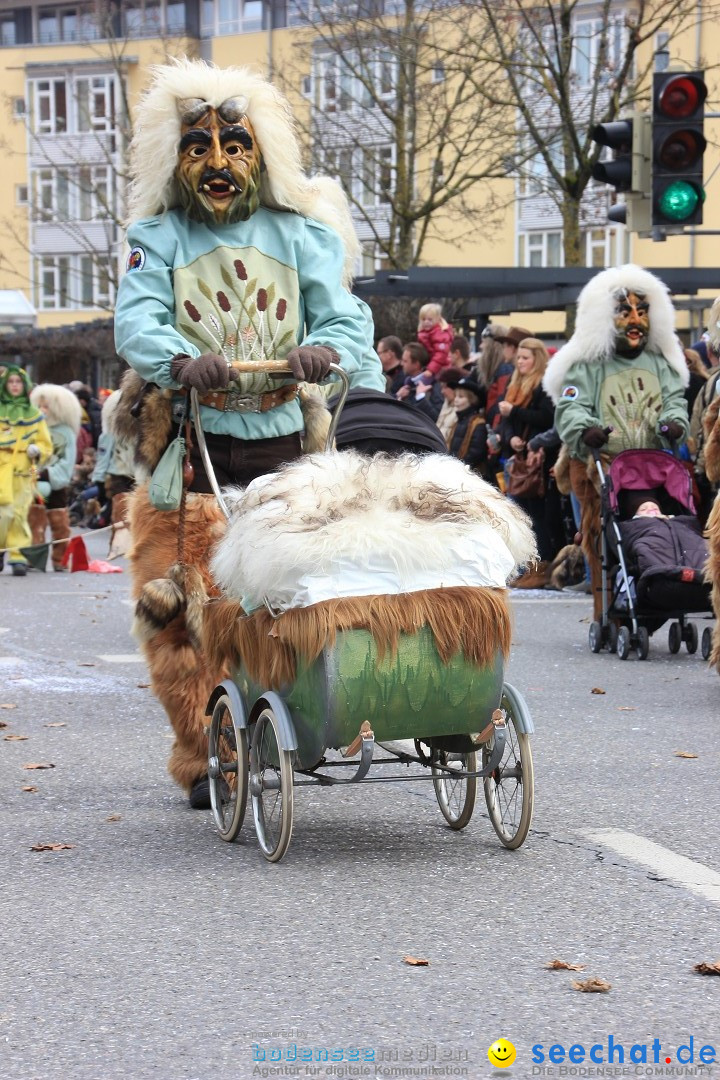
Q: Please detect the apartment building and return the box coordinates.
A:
[0,0,716,348]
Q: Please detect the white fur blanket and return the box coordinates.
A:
[211,451,538,612]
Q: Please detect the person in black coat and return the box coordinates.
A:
[447,377,488,475]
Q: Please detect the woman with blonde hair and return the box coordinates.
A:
[497,338,556,580]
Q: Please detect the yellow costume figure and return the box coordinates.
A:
[0,365,52,576]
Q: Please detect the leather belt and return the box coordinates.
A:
[182,383,299,414]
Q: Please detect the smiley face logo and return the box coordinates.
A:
[488,1039,516,1068]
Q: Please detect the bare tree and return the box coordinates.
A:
[279,0,521,268]
[470,0,720,273]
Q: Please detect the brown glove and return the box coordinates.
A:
[285,345,338,384]
[581,425,609,449]
[659,420,684,442]
[170,353,239,392]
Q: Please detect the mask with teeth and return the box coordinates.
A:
[175,97,262,224]
[613,288,650,358]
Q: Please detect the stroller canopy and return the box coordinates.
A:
[607,450,696,516]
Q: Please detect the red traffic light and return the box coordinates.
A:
[656,74,707,119]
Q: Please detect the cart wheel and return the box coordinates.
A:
[607,622,619,654]
[685,623,698,655]
[483,684,534,849]
[668,622,681,654]
[701,626,712,661]
[636,626,650,661]
[208,693,248,842]
[616,625,631,660]
[250,706,294,862]
[589,621,603,653]
[432,751,477,830]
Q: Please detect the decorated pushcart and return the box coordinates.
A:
[194,366,537,862]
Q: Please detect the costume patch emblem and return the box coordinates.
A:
[127,246,146,272]
[561,385,579,399]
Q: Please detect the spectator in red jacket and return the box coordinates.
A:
[417,303,454,385]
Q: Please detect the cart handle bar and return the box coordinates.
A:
[190,362,350,521]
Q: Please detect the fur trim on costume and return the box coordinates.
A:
[109,369,174,479]
[547,543,585,591]
[202,587,512,689]
[544,264,688,403]
[29,383,81,434]
[211,450,537,609]
[703,394,720,486]
[299,385,332,453]
[705,491,720,672]
[707,296,720,352]
[127,58,359,286]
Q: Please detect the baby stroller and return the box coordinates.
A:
[588,448,713,661]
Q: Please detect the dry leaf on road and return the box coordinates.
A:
[546,959,586,971]
[21,786,38,793]
[572,978,611,993]
[694,961,720,975]
[44,722,66,728]
[0,720,8,728]
[30,843,74,852]
[403,956,429,966]
[590,688,606,695]
[105,814,122,823]
[0,703,18,710]
[22,762,55,770]
[78,662,96,667]
[674,751,698,759]
[136,683,150,689]
[4,734,28,741]
[617,707,636,711]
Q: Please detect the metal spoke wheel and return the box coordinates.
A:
[208,693,248,842]
[250,706,294,862]
[701,626,713,661]
[685,622,698,655]
[432,750,477,830]
[636,625,650,660]
[483,684,534,849]
[616,625,632,660]
[589,621,603,653]
[668,621,682,654]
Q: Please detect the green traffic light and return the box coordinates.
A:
[657,180,700,220]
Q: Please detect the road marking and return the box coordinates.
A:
[97,654,145,663]
[584,828,720,904]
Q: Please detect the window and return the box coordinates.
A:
[585,227,609,268]
[78,165,113,220]
[12,97,26,119]
[37,4,100,43]
[431,61,445,84]
[16,184,28,206]
[76,75,116,133]
[573,16,625,87]
[517,138,563,196]
[33,78,68,134]
[33,168,70,221]
[0,13,16,45]
[35,254,115,310]
[123,0,162,36]
[655,31,670,71]
[201,0,263,34]
[519,230,563,268]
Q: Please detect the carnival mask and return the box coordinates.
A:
[175,97,262,224]
[613,289,650,358]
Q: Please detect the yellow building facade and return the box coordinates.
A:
[0,1,716,345]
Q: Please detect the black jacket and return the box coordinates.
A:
[448,406,487,470]
[498,385,555,459]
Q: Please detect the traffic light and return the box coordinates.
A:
[591,113,651,233]
[652,71,706,229]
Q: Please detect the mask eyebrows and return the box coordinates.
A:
[220,125,254,149]
[179,128,212,153]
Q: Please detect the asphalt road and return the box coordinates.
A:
[1,530,718,1080]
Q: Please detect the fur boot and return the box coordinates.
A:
[128,486,229,791]
[47,507,70,568]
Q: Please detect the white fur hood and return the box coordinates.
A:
[30,383,81,433]
[127,58,359,287]
[211,451,538,611]
[544,264,688,403]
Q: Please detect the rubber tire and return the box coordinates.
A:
[482,683,534,850]
[208,693,248,843]
[589,621,603,653]
[617,625,632,660]
[607,622,619,654]
[250,707,294,863]
[432,751,477,830]
[668,622,682,654]
[685,622,699,655]
[701,626,712,661]
[636,625,650,661]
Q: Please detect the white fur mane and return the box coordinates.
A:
[127,58,359,286]
[211,451,537,610]
[30,383,81,433]
[543,264,688,402]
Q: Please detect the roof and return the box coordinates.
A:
[0,290,36,326]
